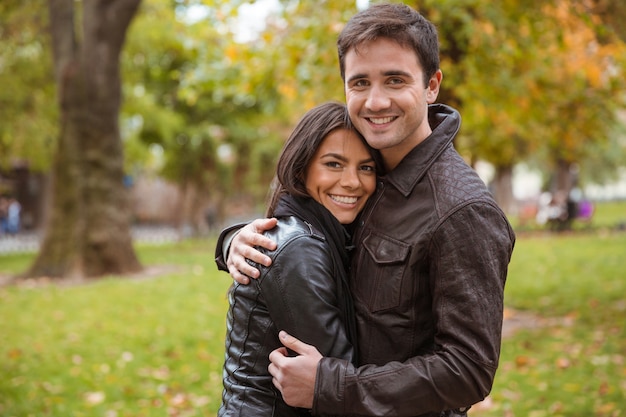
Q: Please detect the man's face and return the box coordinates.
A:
[344,38,441,170]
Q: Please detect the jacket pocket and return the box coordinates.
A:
[360,231,410,312]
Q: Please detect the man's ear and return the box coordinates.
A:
[426,69,442,104]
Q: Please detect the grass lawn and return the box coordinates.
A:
[473,231,626,416]
[1,201,625,416]
[0,240,231,417]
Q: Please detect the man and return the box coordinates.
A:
[215,3,515,416]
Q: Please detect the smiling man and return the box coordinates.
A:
[343,36,440,171]
[217,3,516,416]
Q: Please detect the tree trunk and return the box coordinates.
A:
[175,181,215,237]
[552,158,575,196]
[491,164,516,216]
[26,0,142,279]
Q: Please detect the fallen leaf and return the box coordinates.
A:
[84,391,106,405]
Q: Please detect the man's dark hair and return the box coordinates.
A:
[337,3,440,87]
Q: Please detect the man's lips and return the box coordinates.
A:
[366,116,396,125]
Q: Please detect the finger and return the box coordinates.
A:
[232,230,275,269]
[240,244,272,268]
[268,356,284,392]
[229,254,262,279]
[234,232,276,262]
[268,361,281,378]
[269,347,288,365]
[247,219,278,251]
[227,250,259,280]
[268,358,285,393]
[227,265,250,284]
[272,375,283,393]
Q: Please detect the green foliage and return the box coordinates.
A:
[121,0,286,205]
[411,0,626,192]
[257,0,358,115]
[1,0,625,213]
[0,0,57,171]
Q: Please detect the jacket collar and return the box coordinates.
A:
[384,104,461,197]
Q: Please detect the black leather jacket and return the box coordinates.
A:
[313,105,516,417]
[216,216,356,417]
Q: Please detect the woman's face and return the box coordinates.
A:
[305,128,377,224]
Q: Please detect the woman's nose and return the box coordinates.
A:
[340,168,360,189]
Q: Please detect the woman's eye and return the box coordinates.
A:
[325,161,342,168]
[360,165,376,172]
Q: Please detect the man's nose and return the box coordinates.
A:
[366,84,391,112]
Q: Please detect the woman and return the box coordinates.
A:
[217,102,381,416]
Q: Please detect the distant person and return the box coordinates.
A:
[216,3,515,416]
[216,102,381,416]
[204,204,218,235]
[6,197,21,235]
[577,198,594,222]
[0,196,8,234]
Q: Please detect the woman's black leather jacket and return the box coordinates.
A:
[217,216,356,416]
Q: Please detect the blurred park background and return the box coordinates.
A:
[1,0,625,415]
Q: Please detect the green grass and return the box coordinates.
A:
[0,240,232,417]
[1,206,625,416]
[476,232,626,416]
[591,200,626,229]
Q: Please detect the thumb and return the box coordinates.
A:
[253,217,278,233]
[279,330,316,356]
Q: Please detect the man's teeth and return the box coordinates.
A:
[331,195,358,204]
[370,116,394,125]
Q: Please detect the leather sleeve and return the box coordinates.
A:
[314,203,515,416]
[260,234,355,362]
[214,222,247,272]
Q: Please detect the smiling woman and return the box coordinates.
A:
[303,128,376,223]
[215,101,381,416]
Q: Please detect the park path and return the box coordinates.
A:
[0,225,180,255]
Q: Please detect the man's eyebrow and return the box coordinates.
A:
[346,73,368,84]
[383,70,413,78]
[347,70,414,84]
